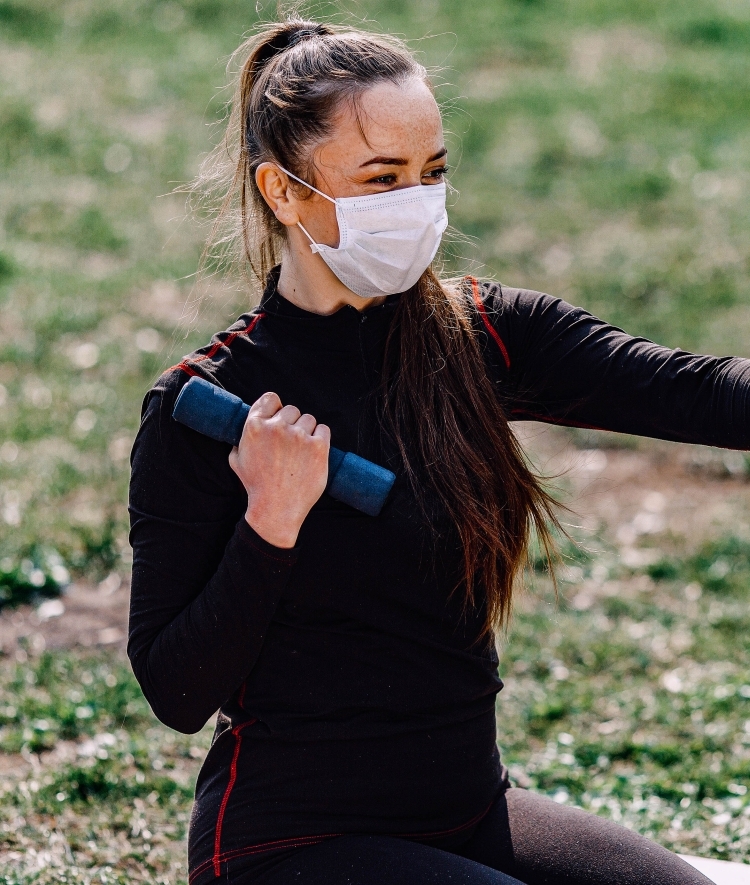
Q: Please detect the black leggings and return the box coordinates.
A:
[238,788,712,885]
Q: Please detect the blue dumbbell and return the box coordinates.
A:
[172,377,396,517]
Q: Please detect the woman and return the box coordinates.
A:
[128,18,745,885]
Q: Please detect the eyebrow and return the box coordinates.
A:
[359,147,448,168]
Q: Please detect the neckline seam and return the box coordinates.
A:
[259,265,401,321]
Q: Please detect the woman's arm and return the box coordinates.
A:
[476,282,750,448]
[128,375,325,734]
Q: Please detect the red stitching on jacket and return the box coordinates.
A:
[237,682,246,711]
[190,834,341,882]
[392,801,493,839]
[174,362,200,377]
[213,720,256,876]
[169,313,265,377]
[220,834,339,860]
[468,277,511,369]
[191,799,495,881]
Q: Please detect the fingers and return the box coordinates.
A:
[248,391,282,419]
[245,393,325,438]
[313,423,331,443]
[295,413,317,435]
[275,404,302,425]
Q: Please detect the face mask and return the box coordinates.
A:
[277,165,449,299]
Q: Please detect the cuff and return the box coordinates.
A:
[235,516,300,565]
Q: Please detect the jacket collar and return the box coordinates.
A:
[258,265,401,348]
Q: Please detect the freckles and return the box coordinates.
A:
[357,84,441,145]
[386,105,443,149]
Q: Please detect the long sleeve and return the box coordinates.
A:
[476,282,750,449]
[128,374,298,734]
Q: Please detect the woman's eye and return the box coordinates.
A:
[366,166,448,187]
[424,166,449,181]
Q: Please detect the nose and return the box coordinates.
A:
[396,174,423,189]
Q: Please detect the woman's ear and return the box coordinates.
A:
[255,163,300,227]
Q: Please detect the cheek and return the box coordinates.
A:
[300,199,341,248]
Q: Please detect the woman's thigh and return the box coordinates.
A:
[245,834,526,885]
[459,787,713,885]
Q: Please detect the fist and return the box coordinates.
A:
[229,391,330,548]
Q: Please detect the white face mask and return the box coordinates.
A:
[278,165,449,299]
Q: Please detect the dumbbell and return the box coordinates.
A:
[172,376,396,517]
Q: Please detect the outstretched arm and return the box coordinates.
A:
[475,282,750,449]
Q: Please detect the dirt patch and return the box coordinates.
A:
[517,424,750,551]
[0,574,129,659]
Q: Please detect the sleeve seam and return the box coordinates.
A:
[238,530,298,564]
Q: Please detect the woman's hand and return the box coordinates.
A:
[229,392,330,548]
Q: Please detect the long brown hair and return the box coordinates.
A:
[193,17,560,635]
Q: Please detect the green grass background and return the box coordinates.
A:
[1,0,750,880]
[2,0,750,571]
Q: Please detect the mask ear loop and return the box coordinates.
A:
[276,164,336,202]
[296,220,322,252]
[274,164,336,252]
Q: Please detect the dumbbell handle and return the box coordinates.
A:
[172,377,395,517]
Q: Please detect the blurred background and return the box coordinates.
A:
[1,1,750,882]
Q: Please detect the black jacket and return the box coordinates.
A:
[128,270,750,883]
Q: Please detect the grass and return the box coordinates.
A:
[500,532,750,862]
[0,653,210,883]
[2,0,750,879]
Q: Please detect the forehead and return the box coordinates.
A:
[324,79,444,161]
